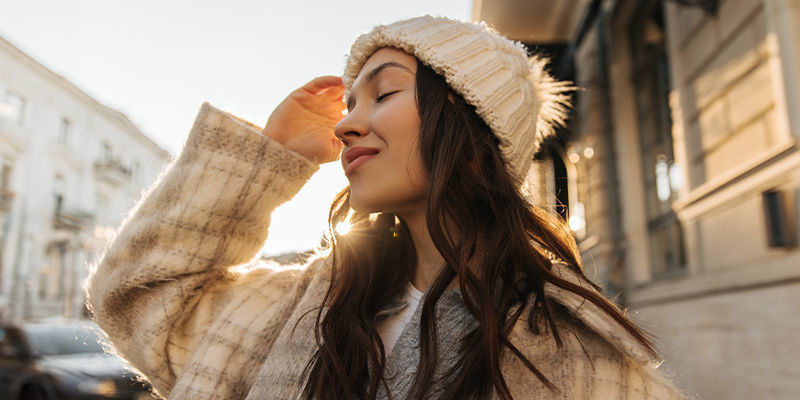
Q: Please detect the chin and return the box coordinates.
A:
[347,180,385,212]
[347,187,398,214]
[347,194,381,214]
[347,180,428,215]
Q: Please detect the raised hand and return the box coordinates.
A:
[262,76,346,164]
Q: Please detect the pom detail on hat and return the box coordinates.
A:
[527,55,574,148]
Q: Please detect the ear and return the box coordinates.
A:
[446,91,456,104]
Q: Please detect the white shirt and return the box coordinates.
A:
[376,282,424,356]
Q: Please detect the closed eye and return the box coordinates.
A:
[376,91,399,103]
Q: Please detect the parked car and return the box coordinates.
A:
[0,319,154,400]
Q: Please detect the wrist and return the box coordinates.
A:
[263,132,322,165]
[283,137,319,164]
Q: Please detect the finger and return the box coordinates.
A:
[319,88,345,103]
[319,84,345,98]
[328,101,346,114]
[321,100,346,117]
[301,76,344,95]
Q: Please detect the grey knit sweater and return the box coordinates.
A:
[86,103,686,399]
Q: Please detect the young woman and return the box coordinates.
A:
[87,16,685,400]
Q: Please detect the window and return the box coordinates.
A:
[40,242,67,300]
[53,175,65,214]
[0,158,12,191]
[629,2,686,277]
[58,117,71,146]
[0,91,25,125]
[38,264,50,300]
[96,193,109,225]
[0,328,26,358]
[0,158,14,211]
[131,159,140,184]
[100,141,112,161]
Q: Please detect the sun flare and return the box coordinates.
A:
[262,162,348,256]
[335,221,352,235]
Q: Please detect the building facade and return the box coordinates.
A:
[0,36,171,321]
[475,0,800,398]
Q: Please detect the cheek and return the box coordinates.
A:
[376,107,424,180]
[374,98,421,154]
[374,98,418,130]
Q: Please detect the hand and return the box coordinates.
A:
[262,76,346,164]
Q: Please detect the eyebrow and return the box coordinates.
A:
[347,62,414,110]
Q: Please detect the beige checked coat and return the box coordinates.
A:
[86,103,687,399]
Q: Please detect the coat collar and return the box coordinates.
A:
[373,257,658,383]
[543,261,657,366]
[529,241,657,365]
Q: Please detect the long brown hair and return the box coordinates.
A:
[300,59,655,399]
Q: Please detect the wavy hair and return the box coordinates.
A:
[300,59,655,399]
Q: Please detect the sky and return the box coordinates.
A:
[0,0,473,255]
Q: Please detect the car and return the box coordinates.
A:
[0,319,155,400]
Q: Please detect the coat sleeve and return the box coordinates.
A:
[85,102,321,397]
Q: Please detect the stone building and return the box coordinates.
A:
[474,0,800,398]
[0,36,171,320]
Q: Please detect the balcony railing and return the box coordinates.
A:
[94,157,132,185]
[53,205,94,231]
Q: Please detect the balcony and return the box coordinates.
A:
[53,204,94,231]
[94,157,132,185]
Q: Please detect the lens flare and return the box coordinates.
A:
[335,222,352,235]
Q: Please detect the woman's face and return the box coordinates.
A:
[335,48,427,215]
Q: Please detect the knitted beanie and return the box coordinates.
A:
[343,15,573,183]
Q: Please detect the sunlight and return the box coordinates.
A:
[335,221,352,235]
[262,162,348,256]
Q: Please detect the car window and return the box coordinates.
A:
[22,324,105,356]
[0,328,26,356]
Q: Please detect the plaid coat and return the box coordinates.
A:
[86,103,686,399]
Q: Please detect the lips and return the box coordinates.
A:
[344,146,380,176]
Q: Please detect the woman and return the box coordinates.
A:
[87,16,685,399]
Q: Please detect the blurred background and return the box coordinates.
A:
[0,0,797,399]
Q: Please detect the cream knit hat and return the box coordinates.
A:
[343,15,573,183]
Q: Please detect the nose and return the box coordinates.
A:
[334,106,369,146]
